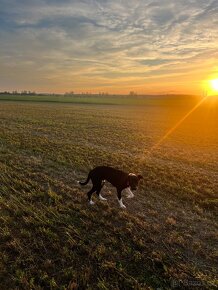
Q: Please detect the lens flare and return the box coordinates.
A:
[149,95,208,152]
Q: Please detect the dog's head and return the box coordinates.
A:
[128,173,143,190]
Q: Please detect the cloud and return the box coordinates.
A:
[0,0,217,93]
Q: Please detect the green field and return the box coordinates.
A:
[0,93,200,106]
[0,95,217,289]
[0,94,151,106]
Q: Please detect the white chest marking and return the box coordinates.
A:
[126,187,134,198]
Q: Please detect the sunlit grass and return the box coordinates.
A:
[0,97,217,289]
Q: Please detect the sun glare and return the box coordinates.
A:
[204,78,218,95]
[210,79,218,92]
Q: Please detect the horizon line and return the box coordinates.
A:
[0,90,203,98]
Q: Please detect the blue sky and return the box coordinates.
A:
[0,0,217,94]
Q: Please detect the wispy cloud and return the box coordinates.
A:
[0,0,217,93]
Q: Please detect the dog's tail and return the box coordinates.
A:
[78,172,91,186]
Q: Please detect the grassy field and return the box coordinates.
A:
[0,93,200,106]
[0,95,217,289]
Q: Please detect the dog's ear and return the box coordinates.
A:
[137,174,143,180]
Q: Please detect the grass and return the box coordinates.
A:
[0,94,150,106]
[0,96,217,289]
[0,93,200,106]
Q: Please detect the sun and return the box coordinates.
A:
[210,79,218,91]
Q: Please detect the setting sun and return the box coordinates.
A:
[210,79,218,91]
[203,78,218,95]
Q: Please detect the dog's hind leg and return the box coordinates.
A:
[87,186,97,205]
[117,189,126,209]
[96,182,107,201]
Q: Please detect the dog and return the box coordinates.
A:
[79,166,143,208]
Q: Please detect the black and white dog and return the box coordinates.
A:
[79,166,143,208]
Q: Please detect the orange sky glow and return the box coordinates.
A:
[0,1,217,95]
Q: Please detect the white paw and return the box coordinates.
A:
[89,200,95,205]
[127,194,134,199]
[118,198,126,209]
[99,194,107,201]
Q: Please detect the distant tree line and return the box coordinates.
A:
[0,90,110,96]
[0,90,41,95]
[64,91,110,96]
[0,90,138,97]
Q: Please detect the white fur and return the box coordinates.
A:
[89,199,95,205]
[99,194,107,201]
[118,198,126,209]
[128,173,137,177]
[126,187,134,198]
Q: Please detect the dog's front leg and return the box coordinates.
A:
[117,189,126,209]
[126,187,134,198]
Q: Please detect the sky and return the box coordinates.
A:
[0,0,218,95]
